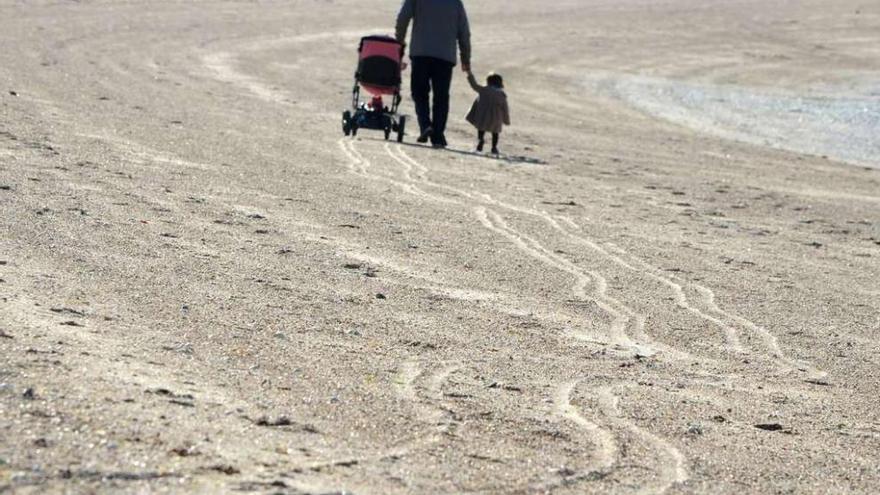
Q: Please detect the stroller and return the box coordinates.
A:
[342,35,407,142]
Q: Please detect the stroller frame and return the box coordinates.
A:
[342,36,407,142]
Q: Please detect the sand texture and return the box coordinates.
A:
[1,0,879,493]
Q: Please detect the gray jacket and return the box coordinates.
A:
[395,0,471,66]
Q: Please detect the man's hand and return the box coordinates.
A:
[461,63,470,73]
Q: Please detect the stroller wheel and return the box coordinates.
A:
[384,126,391,140]
[350,123,358,137]
[396,115,406,143]
[342,110,352,136]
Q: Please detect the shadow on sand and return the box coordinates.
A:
[357,136,547,165]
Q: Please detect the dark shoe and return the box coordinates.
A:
[476,141,484,152]
[431,134,447,148]
[491,147,500,155]
[417,127,433,143]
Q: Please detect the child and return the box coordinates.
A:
[465,70,510,155]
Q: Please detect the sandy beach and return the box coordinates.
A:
[1,0,878,493]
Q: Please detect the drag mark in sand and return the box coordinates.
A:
[202,51,289,104]
[393,145,666,356]
[552,215,744,355]
[200,29,376,107]
[339,139,453,203]
[553,380,618,472]
[392,361,462,452]
[596,387,689,494]
[474,206,648,354]
[603,241,825,379]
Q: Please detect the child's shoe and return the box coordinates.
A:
[476,141,484,152]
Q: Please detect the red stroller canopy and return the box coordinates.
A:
[357,36,404,96]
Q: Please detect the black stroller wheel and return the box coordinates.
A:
[350,124,358,137]
[384,126,391,140]
[342,110,352,136]
[396,115,406,143]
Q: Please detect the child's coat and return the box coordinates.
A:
[465,73,510,134]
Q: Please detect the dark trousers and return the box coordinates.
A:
[410,56,454,141]
[478,131,499,149]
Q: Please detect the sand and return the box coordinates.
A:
[1,0,878,493]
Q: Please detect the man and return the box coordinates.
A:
[396,0,471,148]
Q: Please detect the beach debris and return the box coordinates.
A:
[805,241,823,248]
[343,263,362,270]
[50,307,86,317]
[146,388,196,407]
[0,329,12,339]
[22,388,36,400]
[712,415,727,423]
[488,382,522,392]
[8,90,17,96]
[805,378,830,386]
[255,416,293,427]
[375,293,387,300]
[754,423,785,432]
[59,320,84,327]
[0,185,11,191]
[206,464,240,475]
[170,446,201,457]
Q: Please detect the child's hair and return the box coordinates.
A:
[486,73,504,89]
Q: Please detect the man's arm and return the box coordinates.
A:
[457,1,471,70]
[395,0,414,44]
[466,71,482,93]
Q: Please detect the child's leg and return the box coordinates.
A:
[491,133,500,154]
[477,131,485,151]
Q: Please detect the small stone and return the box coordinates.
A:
[375,293,386,300]
[686,423,704,435]
[22,388,36,400]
